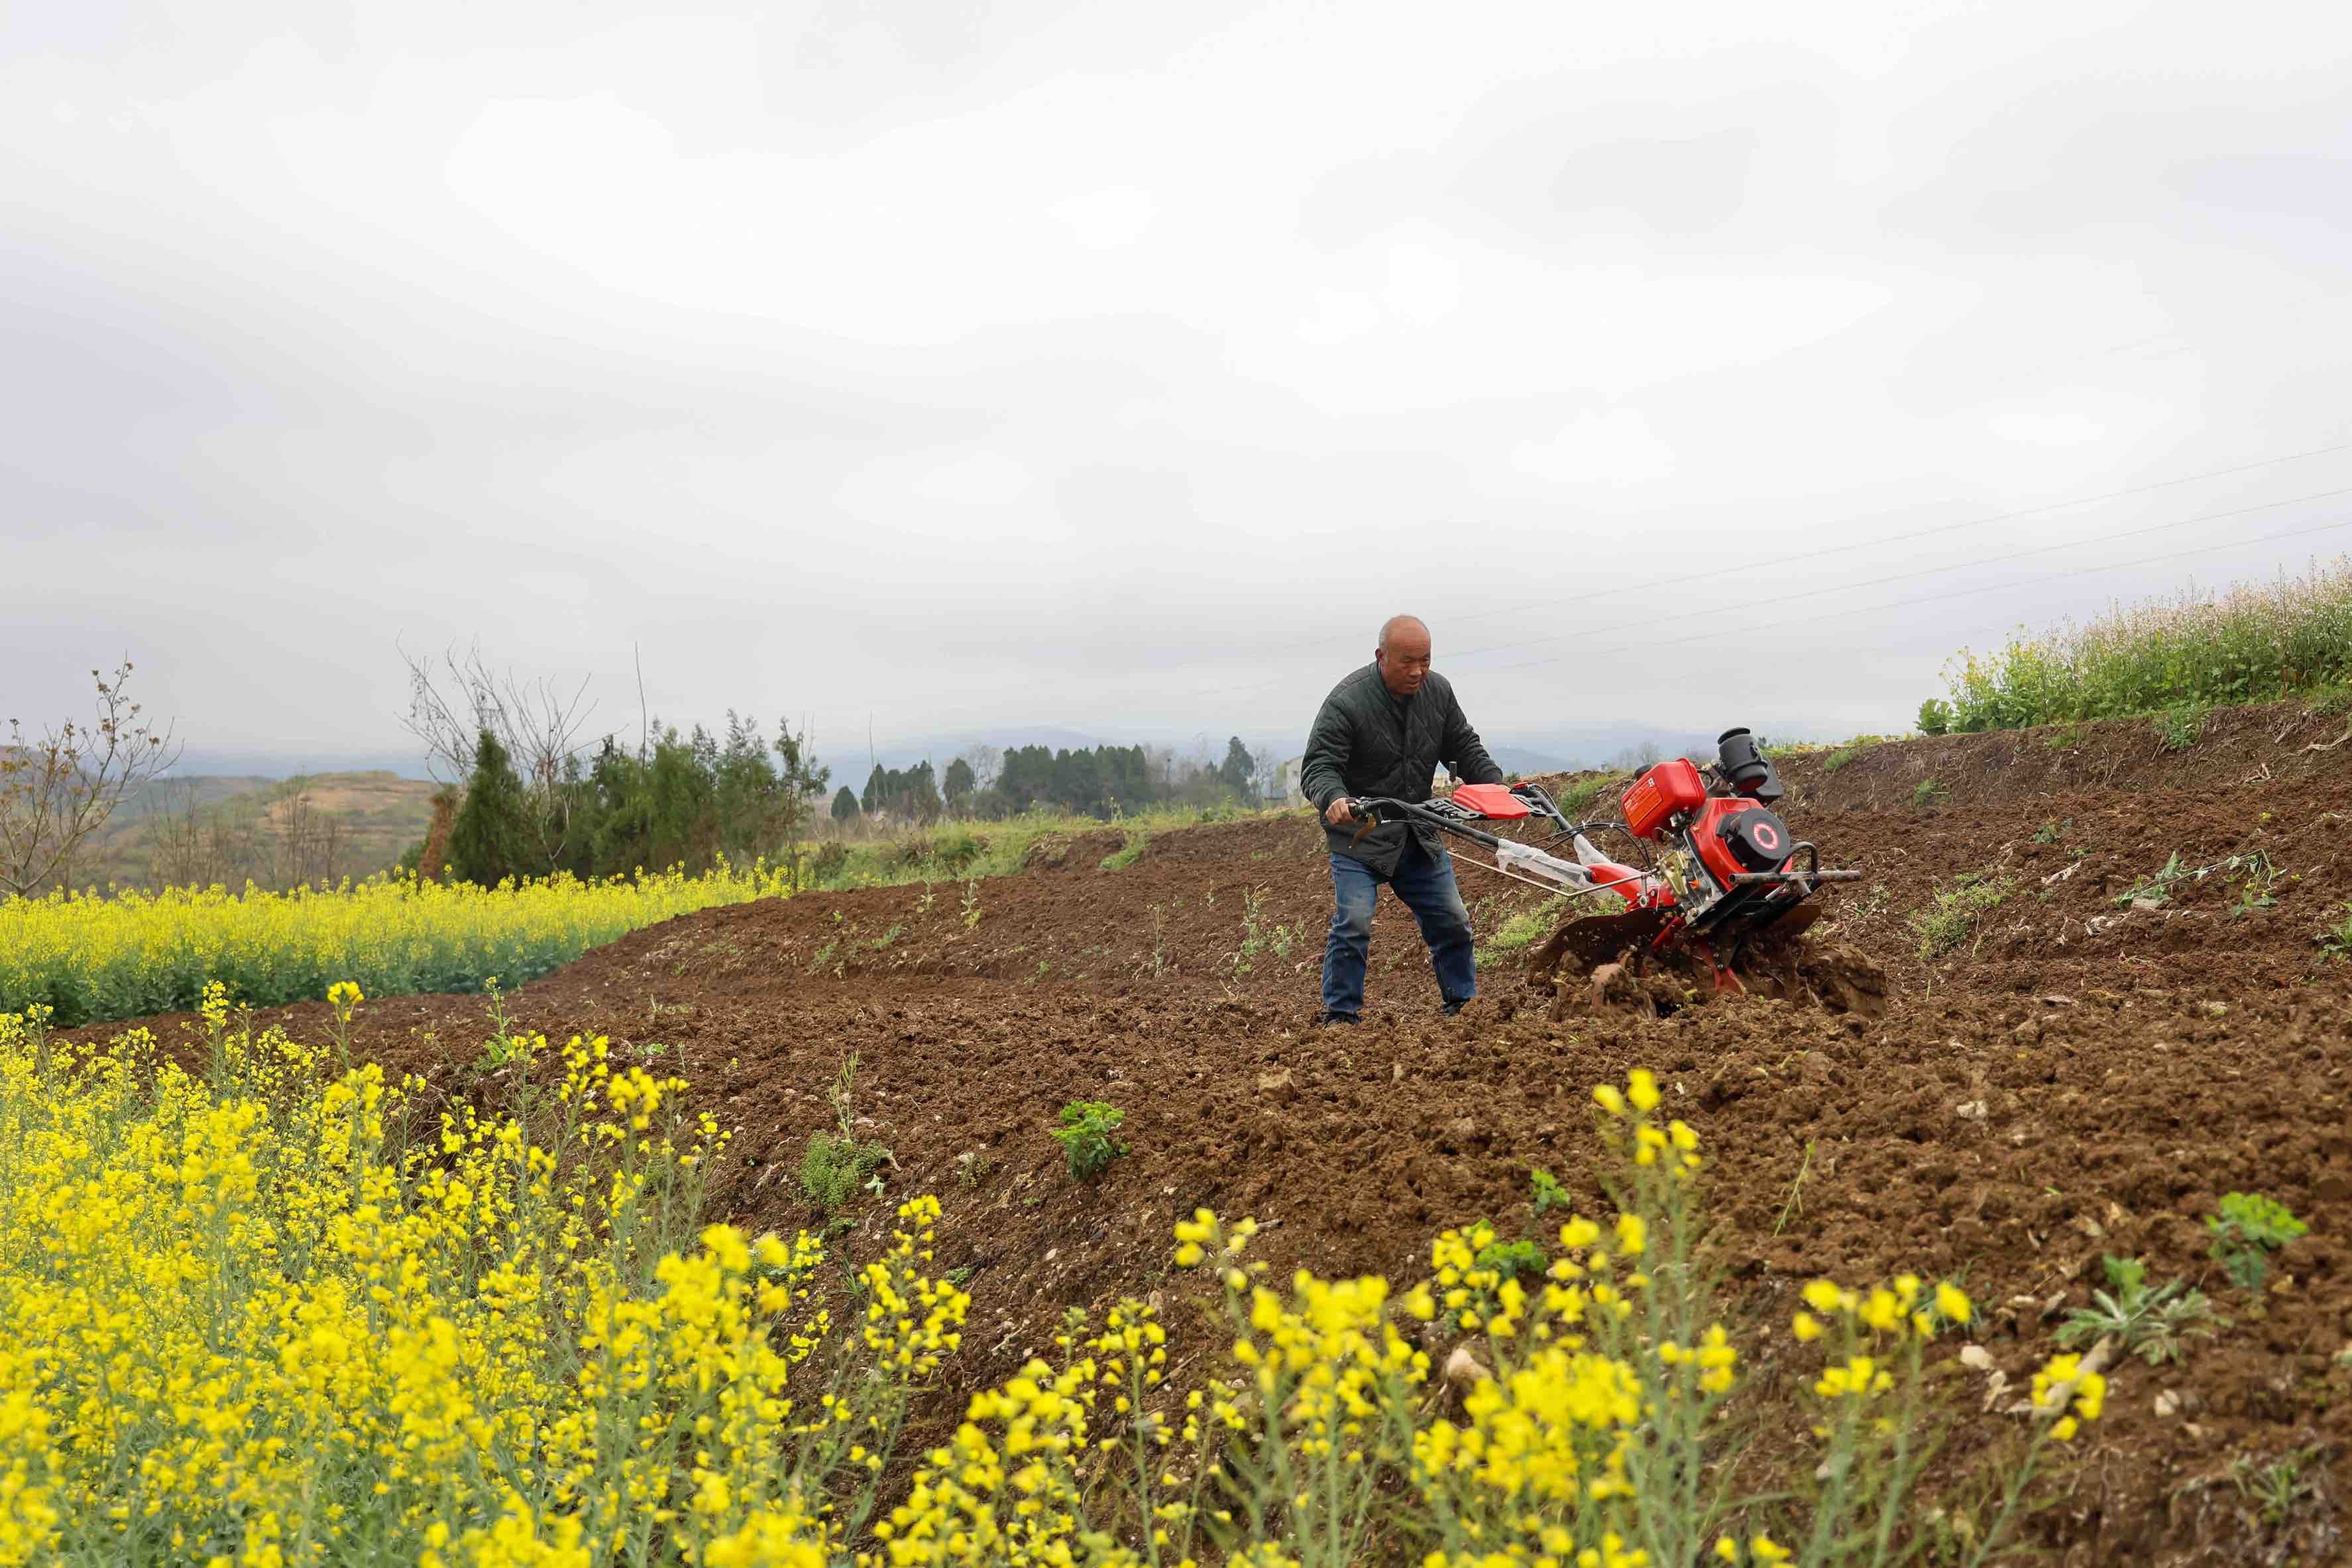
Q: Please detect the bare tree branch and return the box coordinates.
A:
[0,659,181,895]
[396,639,598,870]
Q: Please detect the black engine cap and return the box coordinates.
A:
[1720,809,1793,872]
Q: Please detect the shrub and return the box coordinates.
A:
[1917,698,1954,736]
[446,728,535,885]
[1933,559,2352,732]
[1050,1100,1128,1180]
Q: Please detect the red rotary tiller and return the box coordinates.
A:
[1343,728,1862,997]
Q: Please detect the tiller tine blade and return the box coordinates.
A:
[1537,908,1675,972]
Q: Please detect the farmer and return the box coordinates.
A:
[1299,614,1504,1025]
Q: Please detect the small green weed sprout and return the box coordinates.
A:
[960,878,983,930]
[1911,777,1951,810]
[2208,1193,2308,1291]
[1050,1100,1129,1181]
[2056,1255,2225,1365]
[2033,818,2070,844]
[475,977,532,1074]
[2114,849,2276,911]
[1143,903,1172,980]
[2316,902,2352,960]
[2233,1447,2324,1527]
[2154,700,2209,752]
[1231,887,1300,974]
[1471,1236,1547,1280]
[1529,1166,1572,1216]
[1907,873,2015,960]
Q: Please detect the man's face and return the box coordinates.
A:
[1376,624,1432,697]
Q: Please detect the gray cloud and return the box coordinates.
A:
[6,0,2352,765]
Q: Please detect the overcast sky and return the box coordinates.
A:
[7,1,2352,768]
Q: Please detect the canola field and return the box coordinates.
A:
[0,991,2097,1568]
[0,864,794,1028]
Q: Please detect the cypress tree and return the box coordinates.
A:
[447,729,533,887]
[830,785,860,822]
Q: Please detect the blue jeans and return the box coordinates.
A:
[1321,838,1477,1016]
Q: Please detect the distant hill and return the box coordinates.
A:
[57,771,439,892]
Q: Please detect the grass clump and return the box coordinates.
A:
[801,1054,893,1211]
[2153,700,2209,752]
[1483,894,1574,961]
[2318,901,2352,960]
[1908,873,2015,959]
[2056,1255,2225,1365]
[1553,771,1631,820]
[1098,829,1149,871]
[1050,1099,1129,1180]
[1912,777,1951,810]
[1932,558,2352,732]
[1818,736,1891,774]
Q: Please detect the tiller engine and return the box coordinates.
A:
[1343,728,1882,1013]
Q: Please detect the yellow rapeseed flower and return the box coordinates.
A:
[1936,1282,1973,1325]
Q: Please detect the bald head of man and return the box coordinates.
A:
[1375,615,1432,699]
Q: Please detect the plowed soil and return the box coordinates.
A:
[70,700,2352,1563]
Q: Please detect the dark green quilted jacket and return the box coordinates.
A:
[1299,664,1501,875]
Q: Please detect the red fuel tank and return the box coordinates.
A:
[1620,758,1707,840]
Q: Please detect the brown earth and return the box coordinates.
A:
[68,700,2352,1563]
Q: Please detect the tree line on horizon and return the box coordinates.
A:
[422,722,1282,887]
[834,736,1278,824]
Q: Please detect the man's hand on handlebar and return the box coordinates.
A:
[1325,797,1357,826]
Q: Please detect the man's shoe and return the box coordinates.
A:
[1316,1010,1361,1027]
[1441,997,1474,1017]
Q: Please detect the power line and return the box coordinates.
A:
[1441,482,2352,666]
[1446,437,2352,634]
[839,434,2352,723]
[1187,486,2352,702]
[1256,435,2352,658]
[1475,512,2352,676]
